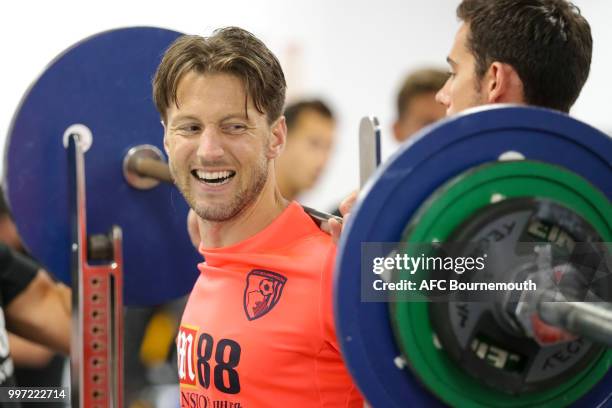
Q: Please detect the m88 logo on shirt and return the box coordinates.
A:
[178,325,198,386]
[177,325,242,394]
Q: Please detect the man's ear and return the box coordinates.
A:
[484,62,525,105]
[392,120,403,143]
[268,116,287,159]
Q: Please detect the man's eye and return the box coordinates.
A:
[177,124,201,134]
[222,124,247,134]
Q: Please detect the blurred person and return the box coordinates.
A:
[0,190,67,406]
[393,68,449,142]
[275,99,335,201]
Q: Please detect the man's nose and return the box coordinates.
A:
[197,127,224,160]
[435,87,449,107]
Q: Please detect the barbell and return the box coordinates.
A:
[336,105,612,407]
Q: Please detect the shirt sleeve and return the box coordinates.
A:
[0,244,39,306]
[320,244,341,350]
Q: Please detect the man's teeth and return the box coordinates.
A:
[194,170,235,184]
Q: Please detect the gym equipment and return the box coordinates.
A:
[67,135,124,408]
[336,105,612,407]
[359,117,381,188]
[392,161,611,406]
[4,27,198,306]
[4,26,189,408]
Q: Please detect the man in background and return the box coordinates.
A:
[393,68,448,142]
[275,99,335,200]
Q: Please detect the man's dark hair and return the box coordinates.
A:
[457,0,592,112]
[284,99,334,133]
[153,27,286,124]
[396,68,449,119]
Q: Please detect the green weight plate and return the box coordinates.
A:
[390,160,612,408]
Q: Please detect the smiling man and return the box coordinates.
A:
[153,27,361,407]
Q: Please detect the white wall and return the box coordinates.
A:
[0,0,609,211]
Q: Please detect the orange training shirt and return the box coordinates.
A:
[177,202,362,408]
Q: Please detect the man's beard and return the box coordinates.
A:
[170,155,269,223]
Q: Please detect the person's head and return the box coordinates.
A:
[393,69,449,142]
[275,99,335,200]
[153,27,287,222]
[436,0,592,115]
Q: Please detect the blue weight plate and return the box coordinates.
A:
[4,27,201,306]
[335,105,612,407]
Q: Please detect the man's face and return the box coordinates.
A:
[164,71,280,222]
[436,23,486,116]
[277,109,334,193]
[393,91,446,142]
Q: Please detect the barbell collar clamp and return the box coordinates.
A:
[123,144,171,189]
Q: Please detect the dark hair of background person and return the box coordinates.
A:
[457,0,592,112]
[396,69,449,119]
[284,99,334,132]
[153,26,287,124]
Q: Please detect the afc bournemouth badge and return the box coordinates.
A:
[244,270,287,321]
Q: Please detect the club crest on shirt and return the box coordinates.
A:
[244,270,287,321]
